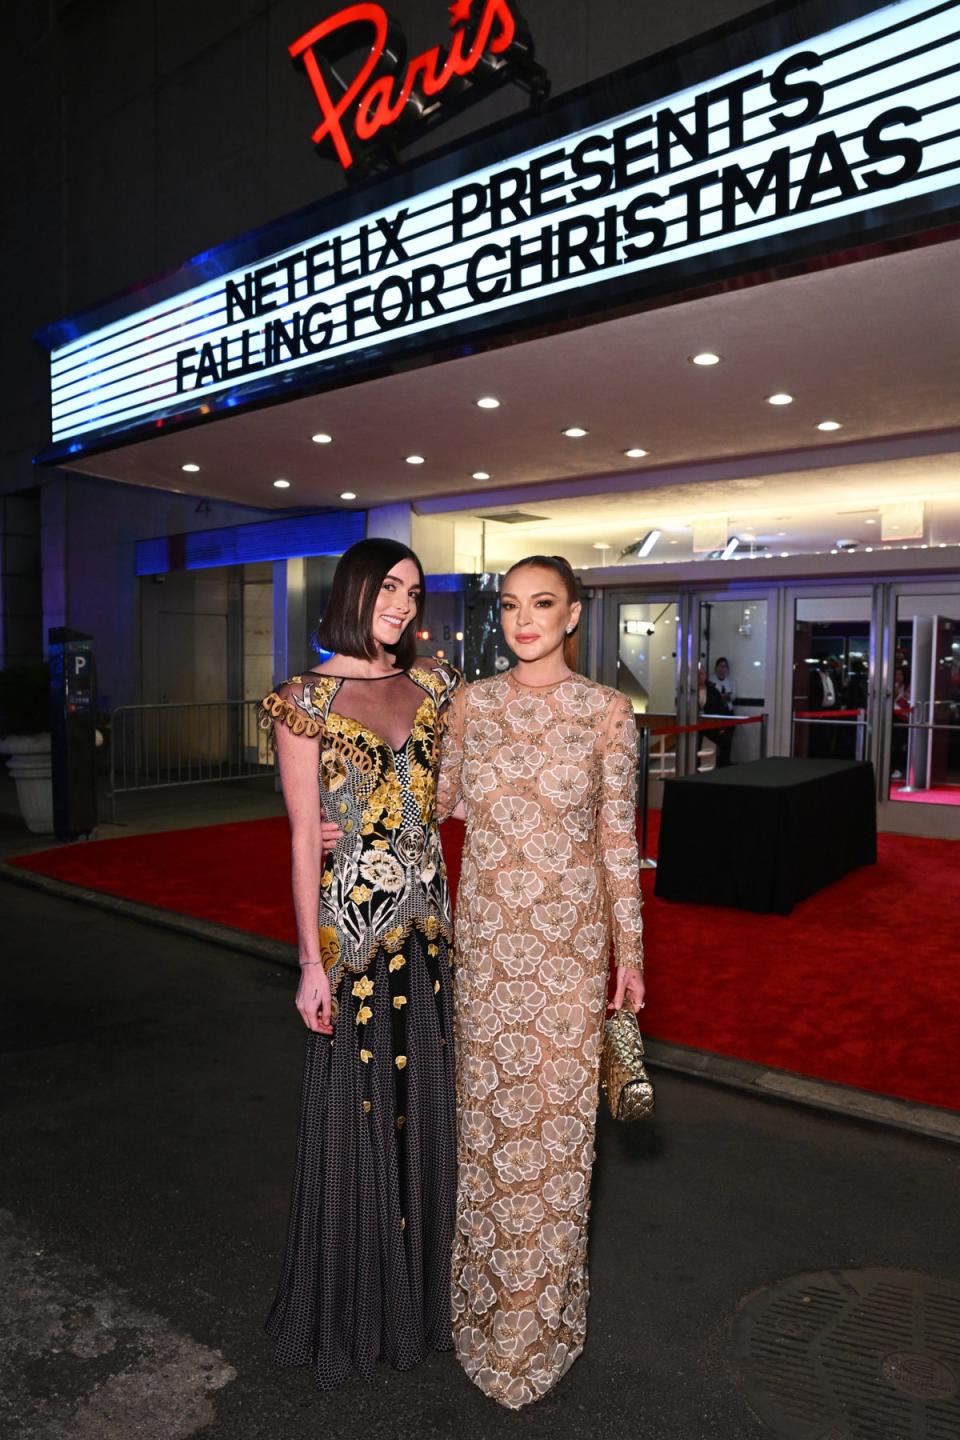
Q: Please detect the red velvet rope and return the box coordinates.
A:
[793,709,863,720]
[643,715,764,738]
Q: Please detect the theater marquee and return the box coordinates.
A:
[41,0,960,460]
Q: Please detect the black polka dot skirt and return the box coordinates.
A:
[267,931,456,1389]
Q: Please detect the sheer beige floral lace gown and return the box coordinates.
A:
[437,672,643,1409]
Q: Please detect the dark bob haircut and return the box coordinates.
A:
[316,538,426,669]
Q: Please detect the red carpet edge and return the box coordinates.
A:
[4,852,959,1148]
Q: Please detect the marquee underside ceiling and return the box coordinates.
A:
[61,236,960,564]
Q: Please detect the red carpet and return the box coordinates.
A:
[10,816,959,1112]
[891,784,960,806]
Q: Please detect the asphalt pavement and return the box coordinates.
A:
[2,880,958,1440]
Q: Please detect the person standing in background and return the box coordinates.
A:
[808,659,839,758]
[710,657,736,767]
[891,665,911,781]
[713,656,736,709]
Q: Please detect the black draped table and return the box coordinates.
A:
[654,758,877,915]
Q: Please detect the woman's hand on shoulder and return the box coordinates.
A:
[609,964,645,1014]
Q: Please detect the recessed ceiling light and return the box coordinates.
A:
[592,542,611,550]
[339,490,356,500]
[472,471,491,481]
[690,352,722,366]
[563,426,588,438]
[865,518,877,525]
[405,454,425,465]
[181,462,200,473]
[273,478,291,489]
[817,420,842,432]
[767,392,794,405]
[476,396,500,409]
[624,447,648,459]
[311,432,333,444]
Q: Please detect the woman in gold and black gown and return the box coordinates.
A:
[259,538,460,1389]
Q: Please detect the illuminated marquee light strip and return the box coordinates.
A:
[50,104,958,419]
[50,16,951,395]
[47,6,957,409]
[50,111,960,435]
[46,0,960,406]
[52,12,960,394]
[48,0,960,446]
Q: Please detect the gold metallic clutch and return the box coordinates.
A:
[600,1008,655,1122]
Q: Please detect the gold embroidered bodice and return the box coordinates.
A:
[259,662,461,995]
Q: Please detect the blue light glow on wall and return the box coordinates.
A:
[426,573,476,593]
[136,509,365,575]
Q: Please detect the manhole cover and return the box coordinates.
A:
[732,1269,960,1440]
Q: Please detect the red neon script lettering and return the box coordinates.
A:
[289,1,518,170]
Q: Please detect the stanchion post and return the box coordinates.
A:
[760,712,769,758]
[637,723,656,870]
[109,717,117,824]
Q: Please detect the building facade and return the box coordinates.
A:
[2,0,959,834]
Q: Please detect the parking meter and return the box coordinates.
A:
[48,628,97,840]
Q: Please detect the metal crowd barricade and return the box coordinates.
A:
[108,699,275,820]
[635,713,769,868]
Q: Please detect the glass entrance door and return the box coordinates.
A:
[878,584,960,838]
[787,592,873,763]
[603,588,774,780]
[696,594,772,771]
[603,590,684,782]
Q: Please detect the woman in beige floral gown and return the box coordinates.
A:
[437,554,645,1409]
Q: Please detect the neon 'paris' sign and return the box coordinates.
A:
[289,1,547,174]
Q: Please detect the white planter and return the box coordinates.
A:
[1,733,54,834]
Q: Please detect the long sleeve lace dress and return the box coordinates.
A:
[436,670,644,1409]
[258,660,460,1389]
